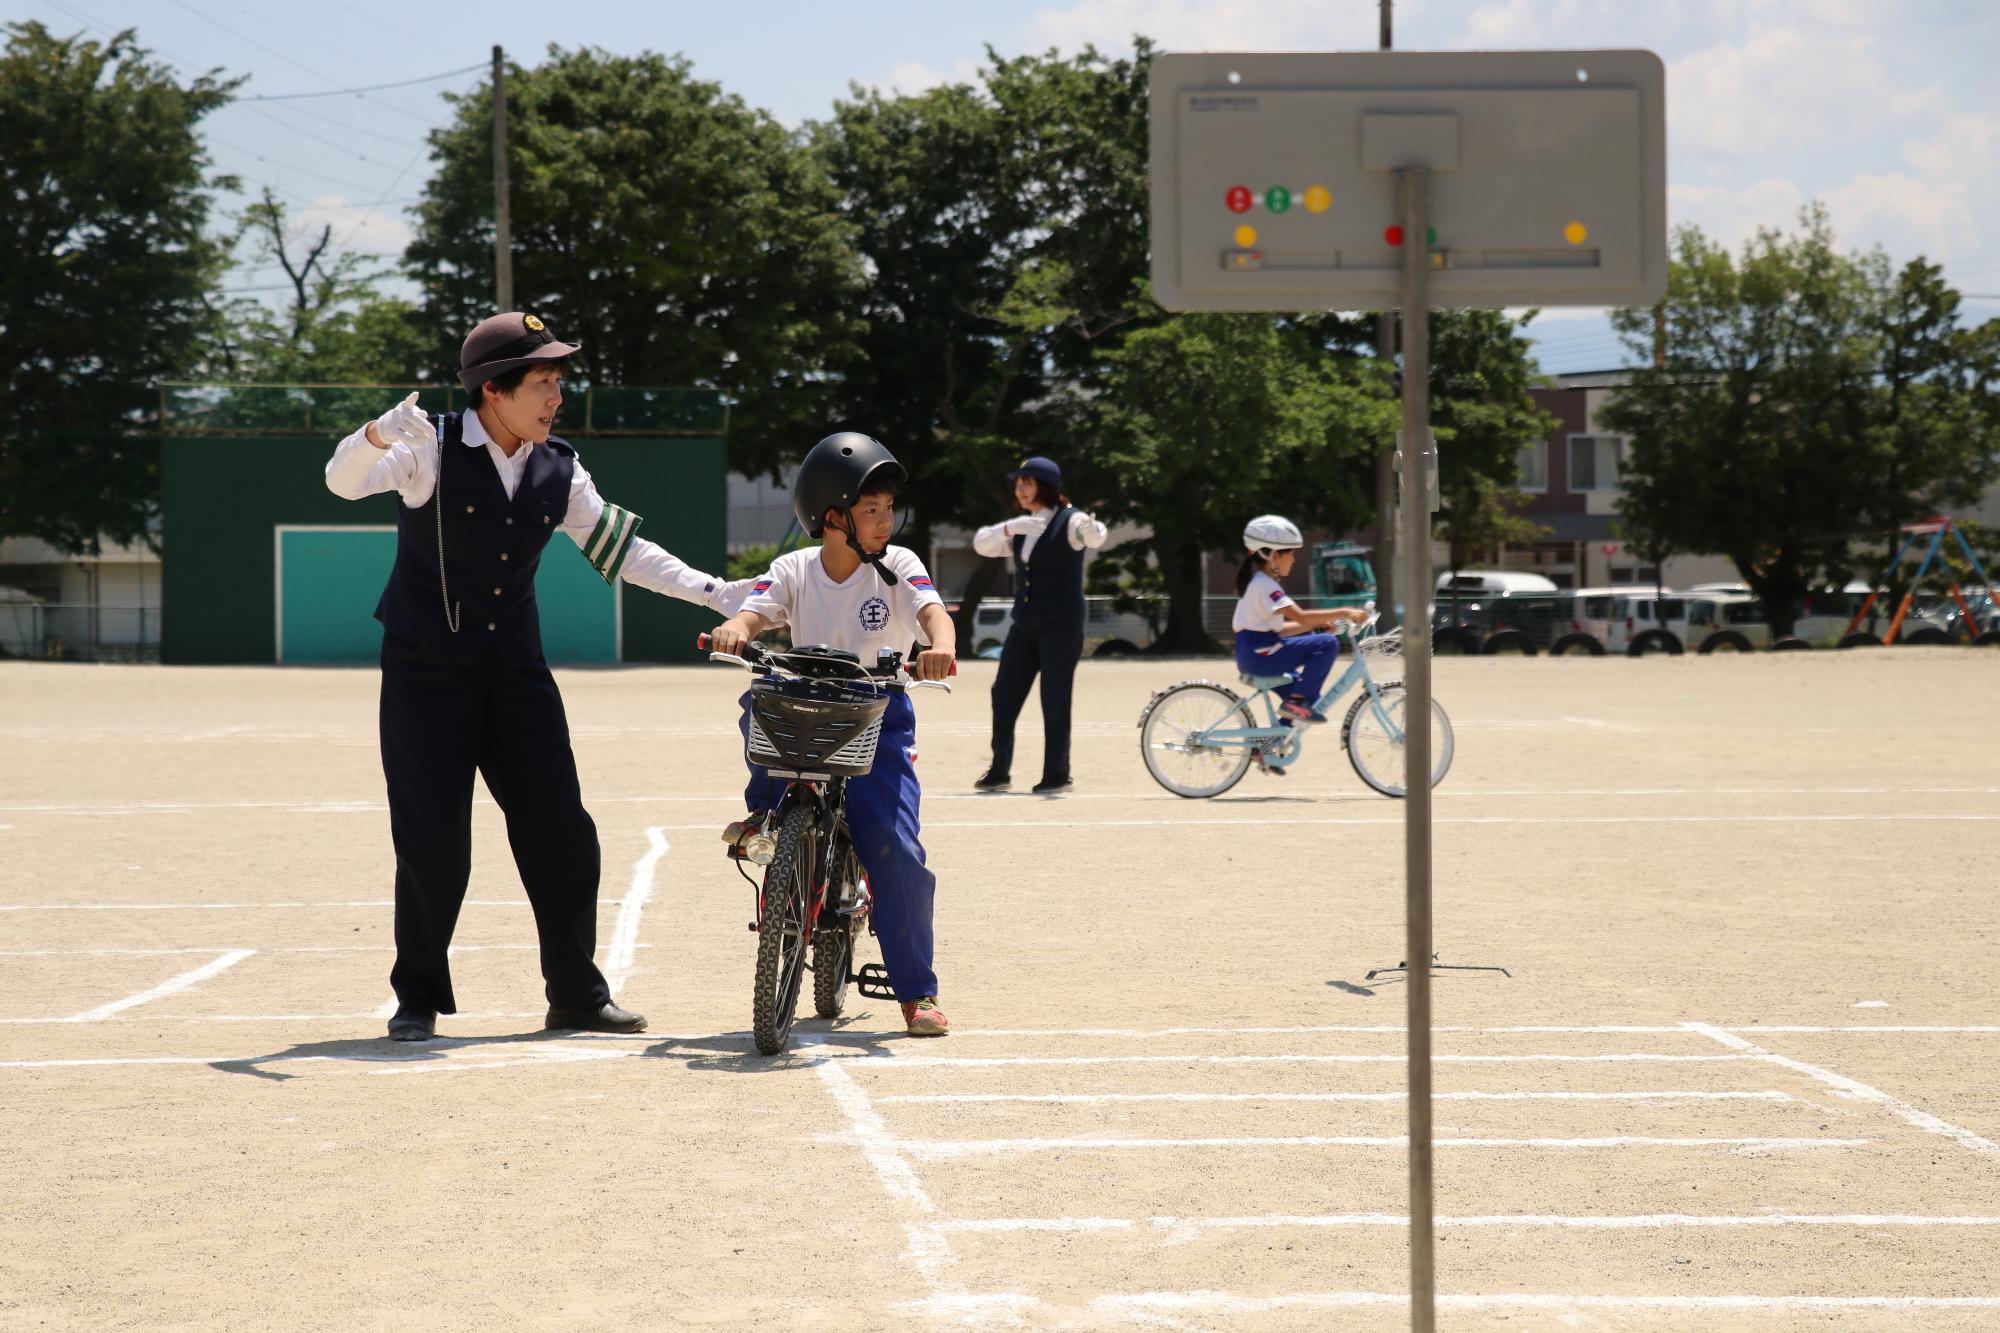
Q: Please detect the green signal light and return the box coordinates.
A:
[1265,186,1292,214]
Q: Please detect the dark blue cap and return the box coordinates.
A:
[1008,455,1062,488]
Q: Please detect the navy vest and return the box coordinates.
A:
[1010,505,1086,630]
[374,411,577,664]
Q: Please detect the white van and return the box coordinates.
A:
[1435,570,1561,596]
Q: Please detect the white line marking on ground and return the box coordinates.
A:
[605,826,666,996]
[809,1049,959,1294]
[875,1090,1798,1105]
[902,813,2000,830]
[897,1135,1868,1158]
[861,1053,1755,1069]
[0,944,612,956]
[368,1045,632,1075]
[939,1213,2000,1233]
[62,950,254,1022]
[1686,1022,2000,1163]
[1073,1293,2000,1317]
[0,900,613,912]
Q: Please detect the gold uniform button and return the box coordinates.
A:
[465,504,475,514]
[499,553,509,561]
[505,517,514,526]
[494,587,503,596]
[486,622,496,631]
[541,515,551,524]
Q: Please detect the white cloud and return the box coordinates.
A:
[291,195,414,262]
[1668,178,1808,251]
[863,58,985,98]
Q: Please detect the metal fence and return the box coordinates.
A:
[0,603,160,662]
[156,384,728,436]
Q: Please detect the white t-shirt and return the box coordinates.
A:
[1232,569,1297,634]
[742,545,944,660]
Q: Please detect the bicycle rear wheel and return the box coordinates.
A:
[813,846,863,1019]
[753,803,815,1053]
[1342,681,1454,798]
[1140,682,1257,798]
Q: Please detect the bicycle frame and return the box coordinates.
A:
[1179,636,1404,770]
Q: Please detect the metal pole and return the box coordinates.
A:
[492,45,514,311]
[1396,166,1436,1333]
[1373,0,1397,627]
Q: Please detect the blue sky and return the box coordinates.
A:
[19,0,2000,373]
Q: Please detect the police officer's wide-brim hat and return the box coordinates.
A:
[1008,455,1062,489]
[458,312,582,392]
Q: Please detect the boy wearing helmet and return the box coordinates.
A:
[1234,515,1369,736]
[709,433,957,1036]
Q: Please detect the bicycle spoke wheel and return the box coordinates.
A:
[1342,680,1454,798]
[1140,682,1257,799]
[753,804,815,1054]
[812,847,863,1019]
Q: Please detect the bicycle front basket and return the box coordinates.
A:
[746,676,890,776]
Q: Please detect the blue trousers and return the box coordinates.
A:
[1234,629,1341,702]
[989,617,1084,782]
[741,690,938,1000]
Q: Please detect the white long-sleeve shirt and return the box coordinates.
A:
[972,506,1109,561]
[325,409,733,610]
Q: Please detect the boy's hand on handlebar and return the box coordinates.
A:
[710,618,754,658]
[913,647,956,681]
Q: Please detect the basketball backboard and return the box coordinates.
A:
[1149,50,1667,311]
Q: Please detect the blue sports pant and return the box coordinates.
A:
[1234,629,1342,703]
[741,690,938,1000]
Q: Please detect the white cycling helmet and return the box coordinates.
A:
[1243,514,1304,556]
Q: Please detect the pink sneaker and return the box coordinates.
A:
[900,996,950,1037]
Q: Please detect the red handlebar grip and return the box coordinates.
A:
[696,632,712,650]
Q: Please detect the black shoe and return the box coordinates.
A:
[1031,776,1073,795]
[386,1004,436,1042]
[973,768,1011,791]
[545,1001,647,1034]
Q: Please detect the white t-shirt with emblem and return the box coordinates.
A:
[741,545,944,660]
[1231,569,1297,634]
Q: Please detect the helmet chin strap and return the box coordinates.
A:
[833,506,900,586]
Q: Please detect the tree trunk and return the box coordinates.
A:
[1149,534,1217,654]
[953,556,1009,650]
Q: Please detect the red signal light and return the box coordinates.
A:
[1226,186,1252,213]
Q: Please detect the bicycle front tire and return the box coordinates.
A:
[1342,681,1454,798]
[753,803,815,1054]
[1140,682,1258,799]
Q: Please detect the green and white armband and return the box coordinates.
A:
[583,503,642,584]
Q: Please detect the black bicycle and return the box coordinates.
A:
[702,635,951,1054]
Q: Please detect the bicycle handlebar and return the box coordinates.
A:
[695,633,954,692]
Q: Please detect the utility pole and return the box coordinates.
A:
[492,44,513,312]
[1373,0,1398,626]
[1653,301,1667,368]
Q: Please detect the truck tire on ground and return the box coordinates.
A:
[1900,628,1950,646]
[1698,631,1752,654]
[1480,629,1538,656]
[1974,630,2000,647]
[1550,632,1606,657]
[1626,628,1683,656]
[1839,631,1882,649]
[1768,636,1811,651]
[1432,627,1479,656]
[1092,638,1139,658]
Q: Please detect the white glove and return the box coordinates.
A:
[373,392,436,451]
[1006,512,1045,536]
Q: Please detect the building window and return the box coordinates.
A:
[1568,434,1626,492]
[1516,440,1548,492]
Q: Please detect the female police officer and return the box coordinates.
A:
[970,456,1106,794]
[326,312,733,1041]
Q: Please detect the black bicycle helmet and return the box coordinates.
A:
[791,432,909,586]
[792,432,906,536]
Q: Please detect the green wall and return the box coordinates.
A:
[161,432,726,664]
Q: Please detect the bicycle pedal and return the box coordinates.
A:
[856,964,896,1000]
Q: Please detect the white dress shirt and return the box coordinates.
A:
[324,408,731,609]
[971,506,1109,561]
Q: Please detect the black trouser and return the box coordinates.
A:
[378,633,608,1014]
[988,617,1085,783]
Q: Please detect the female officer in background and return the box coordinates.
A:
[970,456,1106,795]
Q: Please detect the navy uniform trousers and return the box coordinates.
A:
[380,635,609,1015]
[989,506,1086,785]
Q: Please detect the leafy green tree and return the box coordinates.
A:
[1428,310,1556,576]
[221,189,429,383]
[1093,313,1395,650]
[0,22,237,552]
[1607,209,2000,635]
[404,45,865,473]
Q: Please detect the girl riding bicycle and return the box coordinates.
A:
[1233,515,1368,725]
[709,433,956,1038]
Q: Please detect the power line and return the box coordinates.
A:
[165,0,436,125]
[233,64,484,101]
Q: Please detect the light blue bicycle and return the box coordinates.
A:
[1137,610,1453,799]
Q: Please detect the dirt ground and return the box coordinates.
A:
[3,649,1998,1331]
